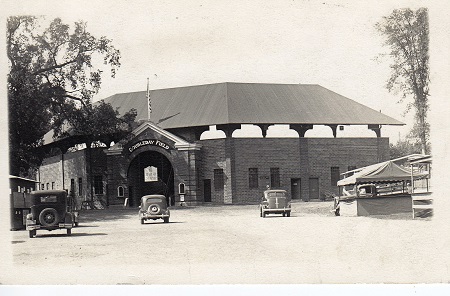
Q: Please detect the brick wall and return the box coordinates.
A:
[39,134,389,206]
[199,137,389,203]
[199,139,227,203]
[39,148,109,207]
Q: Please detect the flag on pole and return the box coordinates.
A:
[146,78,151,121]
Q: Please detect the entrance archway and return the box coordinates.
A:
[127,150,174,207]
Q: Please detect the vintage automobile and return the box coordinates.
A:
[26,190,75,238]
[259,189,291,218]
[139,195,170,224]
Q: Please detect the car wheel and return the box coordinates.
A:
[29,230,36,238]
[39,208,59,227]
[67,228,71,236]
[163,217,169,223]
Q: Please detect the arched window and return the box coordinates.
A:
[178,183,185,195]
[117,186,124,197]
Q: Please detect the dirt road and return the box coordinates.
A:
[3,201,449,284]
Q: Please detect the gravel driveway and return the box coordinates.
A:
[3,200,449,284]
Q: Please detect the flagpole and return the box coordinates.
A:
[146,78,151,121]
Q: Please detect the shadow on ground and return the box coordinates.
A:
[33,232,108,238]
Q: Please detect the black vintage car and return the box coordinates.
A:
[139,195,170,224]
[259,189,291,218]
[26,190,75,238]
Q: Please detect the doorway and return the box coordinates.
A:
[291,178,301,200]
[309,178,319,200]
[127,151,174,207]
[203,179,211,202]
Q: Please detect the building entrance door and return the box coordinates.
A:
[309,178,319,201]
[291,178,301,200]
[127,151,174,207]
[203,179,211,202]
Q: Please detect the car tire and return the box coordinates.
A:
[39,208,59,227]
[29,230,36,238]
[67,228,71,236]
[163,217,169,223]
[148,204,161,215]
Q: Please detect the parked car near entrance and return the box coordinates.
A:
[259,189,291,218]
[139,195,170,224]
[26,190,75,238]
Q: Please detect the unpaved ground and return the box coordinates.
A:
[2,201,449,284]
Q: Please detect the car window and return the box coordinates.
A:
[145,198,164,203]
[40,195,58,203]
[267,192,286,198]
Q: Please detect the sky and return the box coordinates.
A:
[1,1,449,140]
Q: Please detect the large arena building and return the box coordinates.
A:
[38,82,403,207]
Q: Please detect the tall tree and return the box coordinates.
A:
[376,8,430,154]
[7,16,128,176]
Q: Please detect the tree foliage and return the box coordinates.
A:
[376,8,430,154]
[60,100,138,141]
[7,16,134,176]
[389,138,423,160]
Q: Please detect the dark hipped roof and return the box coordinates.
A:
[103,82,404,129]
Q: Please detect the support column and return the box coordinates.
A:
[256,124,274,138]
[193,126,210,140]
[368,124,382,137]
[216,124,241,138]
[327,124,338,138]
[290,124,313,137]
[299,137,310,202]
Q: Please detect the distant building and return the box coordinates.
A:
[38,82,403,207]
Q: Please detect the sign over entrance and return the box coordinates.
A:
[144,166,158,182]
[128,139,171,153]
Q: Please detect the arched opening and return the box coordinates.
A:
[127,150,174,207]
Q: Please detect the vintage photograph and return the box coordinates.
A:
[1,0,449,291]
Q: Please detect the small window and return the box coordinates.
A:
[179,183,186,194]
[46,183,49,190]
[70,178,74,193]
[214,169,224,191]
[117,186,124,197]
[270,168,280,188]
[52,182,55,190]
[331,167,340,186]
[78,178,83,196]
[41,184,44,190]
[249,168,258,188]
[94,176,103,195]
